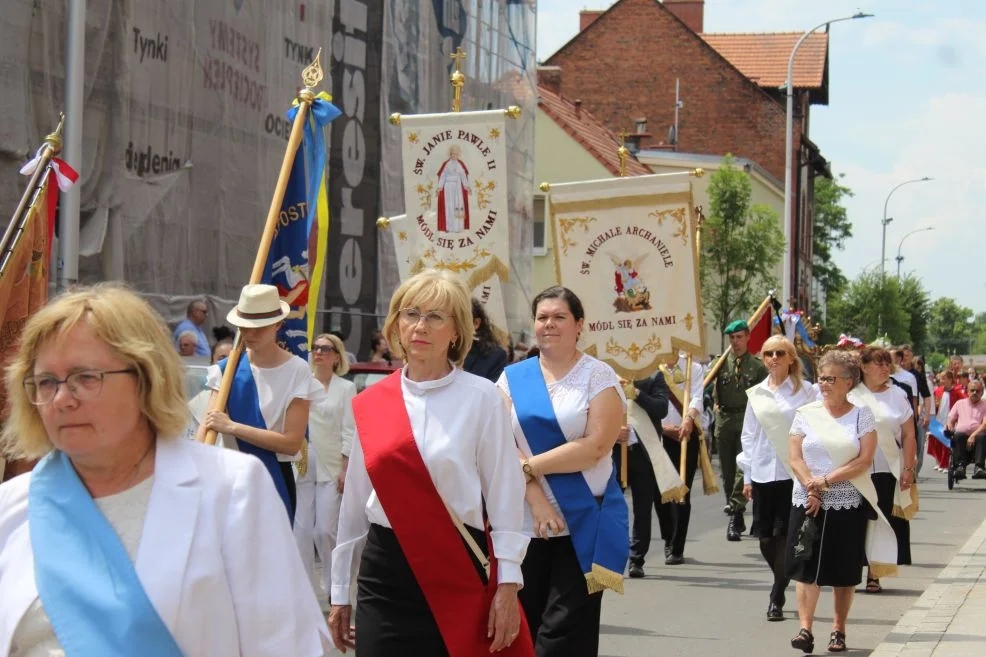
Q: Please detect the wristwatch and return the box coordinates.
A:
[522,459,536,482]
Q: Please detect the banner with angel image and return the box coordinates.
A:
[399,110,510,290]
[546,176,706,379]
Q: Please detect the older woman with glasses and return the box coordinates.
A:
[329,269,533,657]
[850,346,917,595]
[739,336,819,622]
[786,350,885,654]
[294,333,357,597]
[0,284,330,656]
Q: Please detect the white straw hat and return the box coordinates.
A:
[226,284,290,328]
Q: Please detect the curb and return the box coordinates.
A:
[869,515,986,656]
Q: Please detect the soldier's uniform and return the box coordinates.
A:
[714,322,767,540]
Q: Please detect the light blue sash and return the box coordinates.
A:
[29,451,184,657]
[505,357,628,593]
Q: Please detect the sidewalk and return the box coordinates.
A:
[870,515,986,657]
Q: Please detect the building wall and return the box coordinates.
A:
[532,107,614,296]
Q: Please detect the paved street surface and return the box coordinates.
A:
[316,467,986,656]
[598,467,986,657]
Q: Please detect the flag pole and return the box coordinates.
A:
[0,119,64,281]
[202,51,324,446]
[701,292,775,389]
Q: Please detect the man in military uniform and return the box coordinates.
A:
[714,320,767,541]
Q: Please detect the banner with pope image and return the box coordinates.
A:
[546,176,706,380]
[399,110,510,290]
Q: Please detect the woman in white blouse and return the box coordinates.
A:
[851,346,917,594]
[329,269,531,657]
[497,286,628,657]
[739,336,818,622]
[197,284,325,522]
[787,350,878,654]
[0,284,329,657]
[293,332,356,597]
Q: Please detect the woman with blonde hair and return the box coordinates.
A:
[0,284,329,656]
[329,269,532,657]
[294,332,356,597]
[739,335,818,621]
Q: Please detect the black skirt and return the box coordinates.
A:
[751,480,794,538]
[872,472,912,565]
[786,504,867,587]
[355,523,488,657]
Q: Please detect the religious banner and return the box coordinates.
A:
[546,176,705,380]
[399,109,510,291]
[384,214,415,280]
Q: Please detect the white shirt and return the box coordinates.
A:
[206,356,326,461]
[496,354,627,538]
[739,377,820,485]
[854,385,913,474]
[662,355,704,427]
[331,367,528,606]
[308,375,356,482]
[790,405,876,509]
[892,369,918,401]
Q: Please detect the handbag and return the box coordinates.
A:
[791,514,819,565]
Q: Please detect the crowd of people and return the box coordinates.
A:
[1,272,983,656]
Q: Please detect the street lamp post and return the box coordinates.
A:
[896,226,934,279]
[783,11,872,306]
[881,177,933,280]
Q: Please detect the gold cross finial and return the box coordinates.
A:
[617,130,630,177]
[450,47,467,72]
[449,47,467,112]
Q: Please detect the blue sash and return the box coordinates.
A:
[219,354,293,521]
[505,357,628,594]
[29,451,184,657]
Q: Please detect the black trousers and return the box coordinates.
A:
[613,442,660,566]
[655,436,699,557]
[277,461,297,524]
[520,536,603,657]
[952,432,986,468]
[872,472,912,566]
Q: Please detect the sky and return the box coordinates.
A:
[535,0,986,316]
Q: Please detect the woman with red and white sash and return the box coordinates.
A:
[328,269,533,657]
[849,346,917,594]
[497,286,629,657]
[739,336,819,622]
[785,350,892,654]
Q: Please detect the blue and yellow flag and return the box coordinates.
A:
[263,94,341,357]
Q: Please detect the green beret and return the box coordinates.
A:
[724,320,749,334]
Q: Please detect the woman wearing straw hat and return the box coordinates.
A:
[196,284,325,521]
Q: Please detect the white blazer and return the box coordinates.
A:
[0,437,331,657]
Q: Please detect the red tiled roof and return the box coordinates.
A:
[700,32,828,89]
[537,85,651,178]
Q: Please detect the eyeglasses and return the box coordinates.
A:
[763,350,788,358]
[398,308,449,329]
[311,344,336,354]
[817,375,849,385]
[969,388,984,395]
[24,369,137,405]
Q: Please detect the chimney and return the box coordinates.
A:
[574,100,583,119]
[664,0,704,34]
[537,65,563,95]
[579,10,604,32]
[625,118,652,154]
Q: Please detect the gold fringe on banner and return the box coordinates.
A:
[868,562,898,579]
[893,484,919,521]
[585,564,625,595]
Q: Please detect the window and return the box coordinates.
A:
[532,194,548,255]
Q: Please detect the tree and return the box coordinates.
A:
[897,274,931,353]
[974,312,986,354]
[701,155,785,350]
[928,297,974,354]
[825,271,910,344]
[812,175,854,298]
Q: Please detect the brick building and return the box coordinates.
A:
[541,0,832,311]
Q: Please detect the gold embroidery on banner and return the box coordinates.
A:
[397,231,408,241]
[557,216,596,256]
[488,127,501,140]
[416,181,434,210]
[683,313,694,331]
[474,179,496,210]
[648,207,688,245]
[407,131,419,144]
[419,246,492,274]
[605,334,662,363]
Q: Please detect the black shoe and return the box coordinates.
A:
[733,510,746,534]
[664,542,672,559]
[723,504,732,514]
[791,628,814,653]
[767,602,784,621]
[628,563,645,578]
[954,466,967,481]
[665,553,684,565]
[973,467,986,480]
[726,515,741,542]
